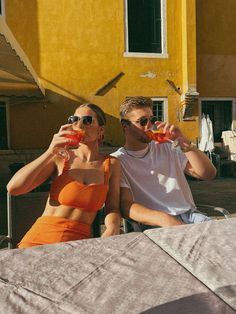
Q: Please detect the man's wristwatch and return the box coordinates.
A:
[180,142,196,153]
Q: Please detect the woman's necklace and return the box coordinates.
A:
[123,145,150,159]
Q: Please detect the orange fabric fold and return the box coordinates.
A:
[18,216,91,248]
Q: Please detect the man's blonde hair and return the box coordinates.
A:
[120,96,153,119]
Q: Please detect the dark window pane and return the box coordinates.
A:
[128,0,162,53]
[0,102,8,149]
[153,100,164,121]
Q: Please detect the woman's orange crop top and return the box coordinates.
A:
[49,157,110,212]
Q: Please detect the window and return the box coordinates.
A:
[0,102,8,149]
[0,0,5,16]
[152,98,167,122]
[125,0,167,57]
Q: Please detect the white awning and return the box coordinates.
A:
[0,16,45,97]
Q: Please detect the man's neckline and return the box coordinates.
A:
[123,144,150,159]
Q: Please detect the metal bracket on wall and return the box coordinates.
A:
[166,79,181,95]
[95,72,125,96]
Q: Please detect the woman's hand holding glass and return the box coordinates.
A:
[50,124,85,160]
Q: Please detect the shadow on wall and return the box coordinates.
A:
[45,88,124,147]
[104,113,124,147]
[2,88,122,186]
[9,88,123,149]
[41,77,124,147]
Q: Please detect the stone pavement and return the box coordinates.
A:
[188,177,236,217]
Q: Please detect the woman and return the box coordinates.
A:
[7,103,121,248]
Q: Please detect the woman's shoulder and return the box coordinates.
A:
[100,153,119,162]
[105,155,120,173]
[107,154,120,165]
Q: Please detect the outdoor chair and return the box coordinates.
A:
[196,204,231,219]
[212,143,236,177]
[0,192,103,249]
[0,192,47,249]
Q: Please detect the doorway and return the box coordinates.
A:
[201,100,233,142]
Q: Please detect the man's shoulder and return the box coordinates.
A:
[110,147,125,159]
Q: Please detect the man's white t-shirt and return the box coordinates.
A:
[111,141,196,215]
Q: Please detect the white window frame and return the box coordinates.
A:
[0,97,10,150]
[0,0,5,17]
[151,97,168,122]
[124,0,168,58]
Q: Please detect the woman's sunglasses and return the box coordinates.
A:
[68,115,93,125]
[132,116,158,127]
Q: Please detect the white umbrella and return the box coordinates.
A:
[199,114,209,151]
[199,114,214,153]
[206,114,214,152]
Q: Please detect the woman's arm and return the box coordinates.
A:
[102,157,121,237]
[7,124,74,195]
[7,150,57,196]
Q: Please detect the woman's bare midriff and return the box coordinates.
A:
[41,197,98,225]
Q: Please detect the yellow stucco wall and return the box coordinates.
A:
[5,0,199,148]
[197,0,236,97]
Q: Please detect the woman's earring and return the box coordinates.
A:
[98,134,104,146]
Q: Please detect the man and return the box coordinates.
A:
[112,96,216,231]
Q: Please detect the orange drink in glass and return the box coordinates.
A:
[145,130,170,144]
[54,130,85,160]
[145,129,179,149]
[64,130,85,146]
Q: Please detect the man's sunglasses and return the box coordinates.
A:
[132,116,158,126]
[68,115,93,125]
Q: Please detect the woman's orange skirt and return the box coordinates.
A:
[18,216,91,248]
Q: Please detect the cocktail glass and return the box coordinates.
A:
[53,130,85,160]
[145,129,179,149]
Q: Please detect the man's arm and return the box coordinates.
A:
[160,122,217,181]
[180,141,217,180]
[120,187,184,227]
